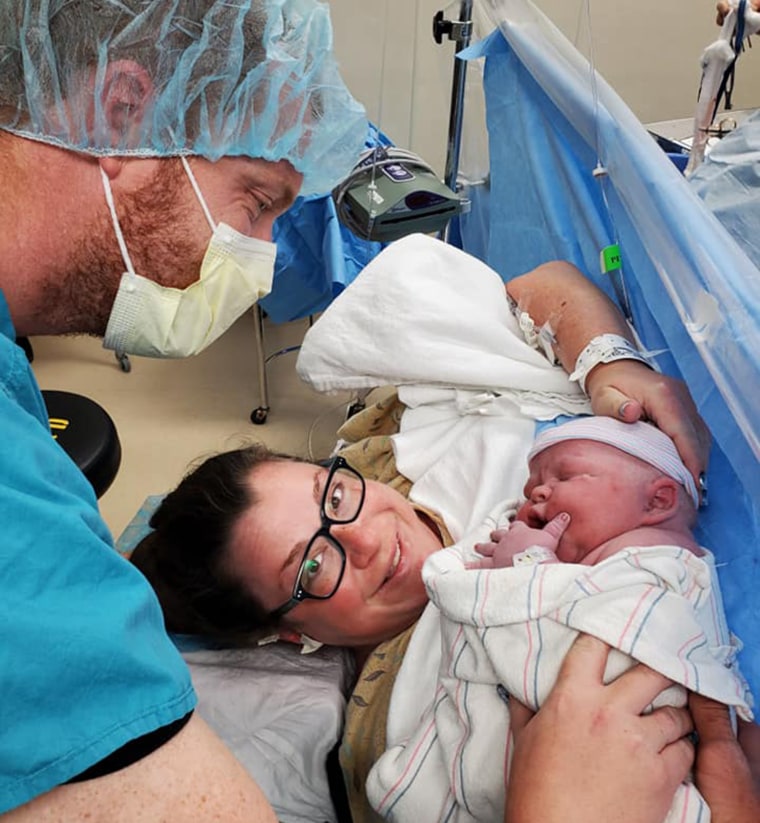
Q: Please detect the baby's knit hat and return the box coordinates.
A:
[528,417,699,507]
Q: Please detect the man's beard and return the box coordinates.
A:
[35,160,205,338]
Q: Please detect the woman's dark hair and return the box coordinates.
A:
[130,442,302,646]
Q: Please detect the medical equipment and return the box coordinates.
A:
[330,3,472,243]
[685,0,760,175]
[333,147,470,242]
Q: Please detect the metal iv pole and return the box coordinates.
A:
[433,0,475,192]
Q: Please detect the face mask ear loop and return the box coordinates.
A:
[99,166,137,278]
[179,156,217,232]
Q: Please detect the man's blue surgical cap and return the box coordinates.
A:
[0,0,367,195]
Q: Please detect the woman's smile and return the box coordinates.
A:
[377,537,403,594]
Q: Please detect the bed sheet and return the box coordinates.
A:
[117,496,355,823]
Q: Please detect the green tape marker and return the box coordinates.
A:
[600,244,622,273]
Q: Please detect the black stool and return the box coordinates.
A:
[42,390,122,499]
[18,337,122,499]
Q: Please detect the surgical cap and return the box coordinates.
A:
[0,0,367,195]
[529,417,700,508]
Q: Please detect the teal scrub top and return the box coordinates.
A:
[0,291,196,813]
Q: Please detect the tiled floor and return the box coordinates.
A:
[30,311,353,541]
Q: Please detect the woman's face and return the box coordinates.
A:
[229,460,444,648]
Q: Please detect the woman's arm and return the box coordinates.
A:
[504,635,694,823]
[507,261,711,487]
[689,693,760,822]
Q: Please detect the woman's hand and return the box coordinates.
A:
[504,635,694,823]
[689,693,760,822]
[585,360,711,491]
[505,264,711,491]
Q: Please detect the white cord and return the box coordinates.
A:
[306,398,358,462]
[99,167,137,277]
[581,0,633,322]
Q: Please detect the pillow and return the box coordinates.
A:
[117,496,355,823]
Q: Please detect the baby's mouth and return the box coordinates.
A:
[525,508,547,529]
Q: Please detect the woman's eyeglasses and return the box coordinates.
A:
[269,456,366,620]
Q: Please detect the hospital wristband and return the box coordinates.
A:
[512,546,557,566]
[569,334,652,394]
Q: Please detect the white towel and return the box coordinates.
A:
[296,233,591,540]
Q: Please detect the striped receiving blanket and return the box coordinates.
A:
[366,499,753,823]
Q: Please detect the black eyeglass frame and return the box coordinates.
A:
[268,456,365,621]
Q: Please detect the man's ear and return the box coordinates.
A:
[98,155,125,181]
[98,60,154,146]
[642,477,680,525]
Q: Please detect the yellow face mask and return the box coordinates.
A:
[100,163,276,359]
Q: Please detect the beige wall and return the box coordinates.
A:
[327,0,760,174]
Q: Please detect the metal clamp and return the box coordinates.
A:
[433,10,473,45]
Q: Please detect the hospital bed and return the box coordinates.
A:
[120,2,760,820]
[450,0,759,699]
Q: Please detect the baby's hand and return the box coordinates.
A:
[470,512,570,568]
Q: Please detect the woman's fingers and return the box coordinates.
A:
[640,704,694,752]
[555,633,611,685]
[505,636,694,823]
[593,383,644,423]
[606,660,676,714]
[559,636,677,716]
[586,361,711,491]
[659,735,697,789]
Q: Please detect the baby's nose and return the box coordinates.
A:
[530,483,551,503]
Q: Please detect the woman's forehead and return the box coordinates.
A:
[253,459,323,496]
[233,460,322,545]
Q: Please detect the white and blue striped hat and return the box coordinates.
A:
[528,417,699,508]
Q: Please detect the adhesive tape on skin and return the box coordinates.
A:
[256,633,324,654]
[300,634,324,655]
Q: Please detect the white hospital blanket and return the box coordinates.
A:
[365,501,753,823]
[297,233,591,540]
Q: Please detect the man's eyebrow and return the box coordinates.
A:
[280,469,323,574]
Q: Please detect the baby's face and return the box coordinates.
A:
[515,440,655,563]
